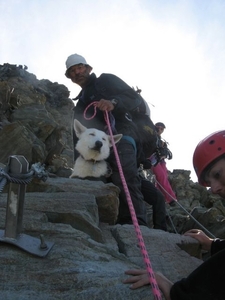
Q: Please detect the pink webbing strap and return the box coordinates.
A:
[83,102,162,300]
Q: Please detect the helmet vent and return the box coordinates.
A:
[209,140,215,145]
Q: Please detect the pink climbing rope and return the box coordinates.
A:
[84,102,162,300]
[83,103,98,120]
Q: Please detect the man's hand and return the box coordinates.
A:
[96,99,114,112]
[123,269,173,300]
[123,269,149,289]
[184,229,213,251]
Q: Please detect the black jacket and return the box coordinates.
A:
[170,238,225,300]
[73,73,144,130]
[211,238,225,255]
[72,73,145,160]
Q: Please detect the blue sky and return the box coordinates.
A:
[1,0,225,182]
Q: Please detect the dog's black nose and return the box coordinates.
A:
[93,140,103,150]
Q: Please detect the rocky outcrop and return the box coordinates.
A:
[0,63,74,176]
[168,169,225,239]
[0,63,225,299]
[0,177,202,300]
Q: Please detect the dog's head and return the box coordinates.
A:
[74,119,122,161]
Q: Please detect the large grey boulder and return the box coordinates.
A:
[0,176,202,300]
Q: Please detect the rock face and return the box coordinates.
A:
[0,177,202,300]
[0,63,225,299]
[0,63,74,175]
[167,169,225,239]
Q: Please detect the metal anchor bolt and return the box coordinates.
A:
[39,234,48,250]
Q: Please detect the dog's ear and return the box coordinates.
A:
[74,119,87,137]
[108,134,123,147]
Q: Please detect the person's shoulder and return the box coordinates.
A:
[98,73,130,87]
[98,73,120,80]
[96,73,124,85]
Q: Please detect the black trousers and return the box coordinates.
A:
[141,178,167,231]
[108,139,147,226]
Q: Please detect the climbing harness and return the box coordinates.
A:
[155,178,216,239]
[84,102,162,300]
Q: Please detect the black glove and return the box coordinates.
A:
[142,153,160,168]
[166,148,173,160]
[141,158,153,169]
[157,146,173,160]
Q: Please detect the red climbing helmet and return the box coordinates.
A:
[193,130,225,186]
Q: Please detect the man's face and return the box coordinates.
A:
[67,64,91,87]
[204,158,225,198]
[156,126,164,135]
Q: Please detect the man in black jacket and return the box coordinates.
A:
[65,53,148,226]
[123,130,225,300]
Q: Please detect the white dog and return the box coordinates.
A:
[70,119,122,180]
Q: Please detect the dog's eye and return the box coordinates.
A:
[102,138,106,141]
[89,133,95,136]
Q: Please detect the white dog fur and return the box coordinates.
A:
[70,119,122,179]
